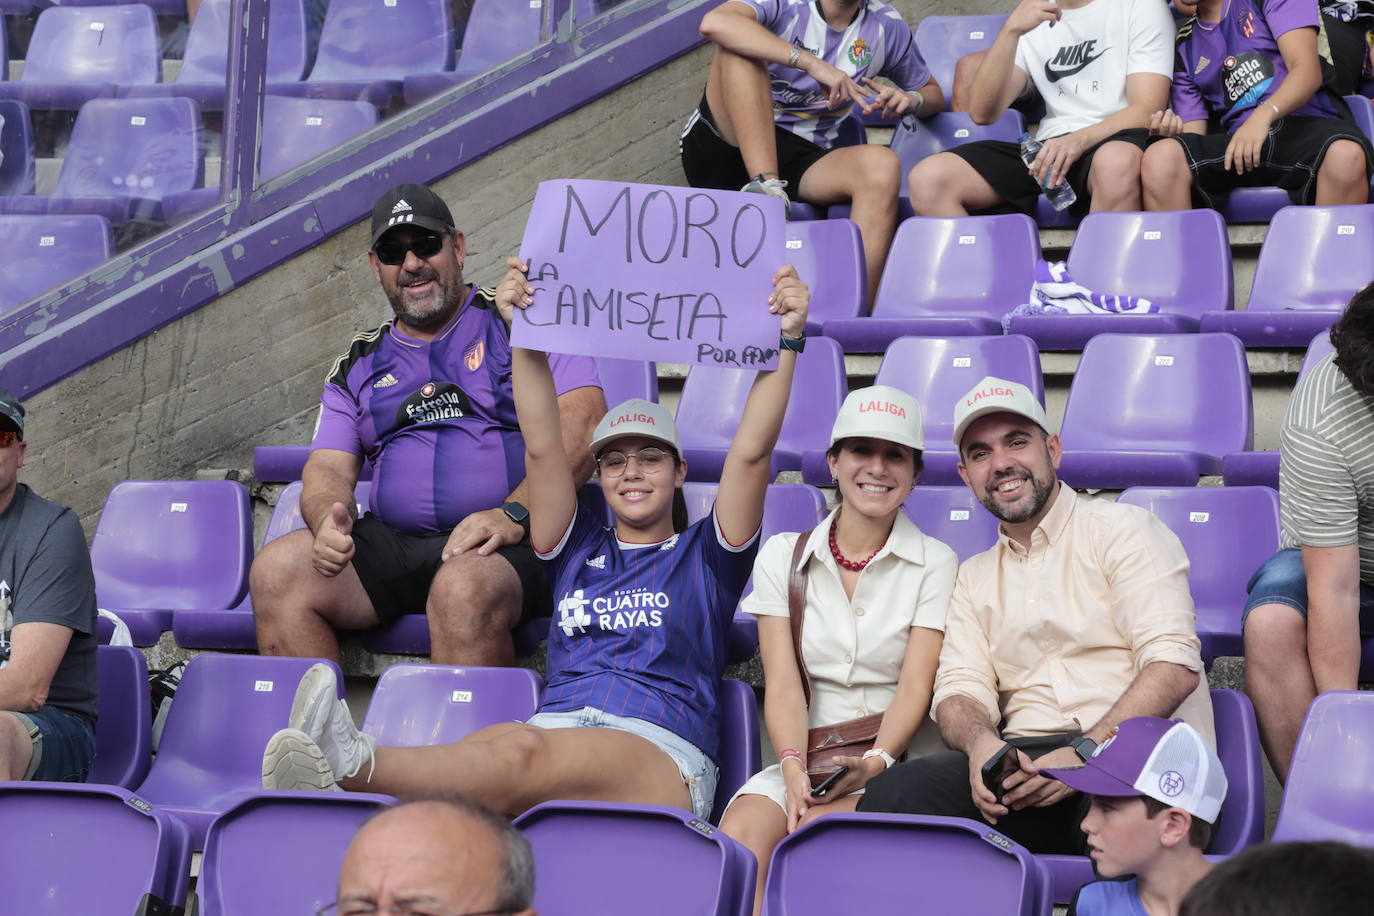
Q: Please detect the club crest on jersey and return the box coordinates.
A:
[1239,9,1256,38]
[396,382,473,427]
[557,590,592,636]
[464,340,485,371]
[847,38,872,68]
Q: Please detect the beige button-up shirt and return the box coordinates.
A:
[932,485,1215,744]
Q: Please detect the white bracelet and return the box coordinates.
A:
[1267,101,1281,120]
[786,47,802,69]
[863,748,896,769]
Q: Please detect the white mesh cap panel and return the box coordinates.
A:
[1132,721,1227,823]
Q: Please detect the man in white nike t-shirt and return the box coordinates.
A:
[908,0,1174,217]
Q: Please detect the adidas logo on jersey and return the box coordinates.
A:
[585,555,607,569]
[391,199,412,214]
[373,373,399,389]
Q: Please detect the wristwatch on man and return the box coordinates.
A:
[502,501,531,537]
[1070,735,1099,762]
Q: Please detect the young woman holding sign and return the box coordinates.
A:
[719,385,957,914]
[261,256,809,821]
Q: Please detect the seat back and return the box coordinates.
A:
[872,215,1040,322]
[262,480,373,546]
[310,0,454,81]
[912,15,1008,98]
[596,357,659,405]
[763,813,1050,915]
[453,0,546,80]
[22,4,159,85]
[902,487,1000,563]
[179,0,309,84]
[890,110,1024,174]
[198,792,393,916]
[681,483,828,543]
[54,98,203,202]
[517,800,754,916]
[874,335,1043,446]
[1066,210,1232,319]
[90,645,153,788]
[1060,333,1253,455]
[260,96,379,180]
[1208,689,1266,853]
[91,480,252,612]
[715,678,763,823]
[361,664,542,746]
[0,100,35,197]
[136,655,341,806]
[0,214,112,310]
[1273,690,1374,845]
[786,218,866,324]
[1247,205,1374,313]
[1301,329,1335,375]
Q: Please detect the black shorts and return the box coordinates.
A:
[942,128,1152,216]
[1161,115,1374,209]
[679,93,831,192]
[349,514,552,625]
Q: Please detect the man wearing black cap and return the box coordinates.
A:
[250,184,605,666]
[0,388,98,781]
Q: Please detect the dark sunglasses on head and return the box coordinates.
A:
[0,431,20,447]
[373,233,445,266]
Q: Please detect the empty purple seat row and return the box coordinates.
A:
[0,213,113,310]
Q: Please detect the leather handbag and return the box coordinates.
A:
[787,535,895,787]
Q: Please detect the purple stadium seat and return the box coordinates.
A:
[1273,691,1374,846]
[0,214,113,310]
[823,214,1041,350]
[682,482,829,662]
[197,791,394,916]
[763,813,1052,916]
[0,782,191,914]
[516,800,756,916]
[0,97,203,225]
[678,337,845,482]
[173,480,371,649]
[596,356,659,404]
[1221,330,1335,487]
[361,663,543,745]
[1007,210,1233,350]
[89,645,153,789]
[786,219,866,333]
[0,5,159,110]
[868,334,1043,485]
[1117,486,1280,663]
[123,0,309,108]
[1201,205,1374,346]
[890,110,1025,217]
[92,480,252,646]
[404,0,545,103]
[715,678,763,822]
[1057,333,1253,488]
[913,15,1007,101]
[1039,689,1265,903]
[134,654,346,848]
[252,444,376,483]
[0,100,35,196]
[48,0,185,13]
[274,0,454,108]
[902,486,1000,563]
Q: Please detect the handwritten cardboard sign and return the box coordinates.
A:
[514,179,785,368]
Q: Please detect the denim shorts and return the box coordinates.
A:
[525,706,718,819]
[10,705,96,782]
[1243,547,1374,636]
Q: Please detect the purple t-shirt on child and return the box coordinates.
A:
[740,0,931,148]
[311,285,601,535]
[1172,0,1336,132]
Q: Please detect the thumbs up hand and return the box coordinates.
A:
[313,502,357,577]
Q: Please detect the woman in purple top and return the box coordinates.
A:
[1141,0,1372,210]
[261,257,810,823]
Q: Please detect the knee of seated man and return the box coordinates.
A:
[850,145,901,192]
[1089,142,1143,185]
[1140,140,1188,188]
[1322,139,1370,184]
[249,531,315,605]
[428,551,519,618]
[907,154,962,205]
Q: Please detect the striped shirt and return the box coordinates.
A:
[537,502,759,762]
[1279,351,1374,582]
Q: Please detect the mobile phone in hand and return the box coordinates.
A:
[980,744,1020,803]
[811,766,850,798]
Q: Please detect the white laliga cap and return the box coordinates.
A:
[830,385,924,452]
[589,398,683,456]
[951,376,1050,450]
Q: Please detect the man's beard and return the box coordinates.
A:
[387,269,463,331]
[979,470,1055,524]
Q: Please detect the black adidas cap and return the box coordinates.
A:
[370,183,456,246]
[0,387,23,437]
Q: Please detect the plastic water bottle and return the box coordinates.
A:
[1018,132,1076,211]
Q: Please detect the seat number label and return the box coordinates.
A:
[958,235,976,245]
[955,128,970,138]
[39,236,54,247]
[949,509,970,521]
[255,680,274,692]
[786,239,802,249]
[170,502,187,512]
[451,690,473,703]
[1338,225,1355,235]
[970,30,985,39]
[1143,230,1162,240]
[952,356,972,367]
[1154,355,1174,366]
[1189,512,1210,523]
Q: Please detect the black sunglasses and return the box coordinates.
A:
[373,233,446,266]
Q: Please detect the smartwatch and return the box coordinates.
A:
[502,501,531,536]
[1070,735,1099,762]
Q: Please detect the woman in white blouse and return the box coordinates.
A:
[720,385,958,914]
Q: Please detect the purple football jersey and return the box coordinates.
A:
[1172,0,1336,132]
[537,502,759,762]
[311,285,601,535]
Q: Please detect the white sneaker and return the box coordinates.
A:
[262,727,341,792]
[740,175,791,215]
[288,662,376,780]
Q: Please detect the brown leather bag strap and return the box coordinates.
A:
[787,533,813,709]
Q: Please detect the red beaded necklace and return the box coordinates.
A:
[828,519,885,571]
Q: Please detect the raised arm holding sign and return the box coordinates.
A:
[513,179,786,369]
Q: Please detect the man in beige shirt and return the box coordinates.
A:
[858,377,1213,853]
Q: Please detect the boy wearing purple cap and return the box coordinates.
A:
[1044,717,1225,916]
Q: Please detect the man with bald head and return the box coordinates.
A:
[330,795,536,916]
